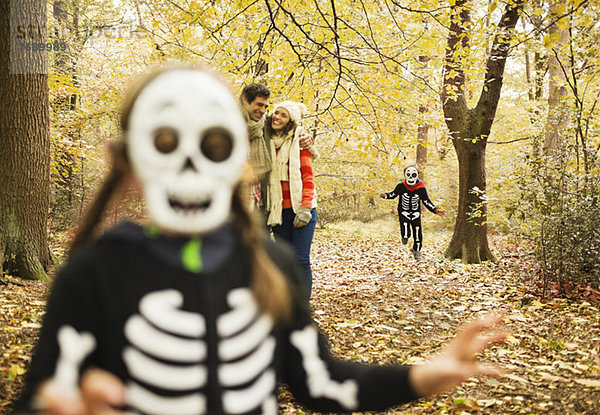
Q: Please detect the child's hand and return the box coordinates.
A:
[408,314,506,397]
[436,209,446,217]
[35,369,128,415]
[379,193,386,199]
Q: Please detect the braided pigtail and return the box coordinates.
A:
[231,186,292,324]
[69,141,130,256]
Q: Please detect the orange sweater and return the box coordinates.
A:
[281,149,314,209]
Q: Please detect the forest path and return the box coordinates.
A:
[282,218,600,414]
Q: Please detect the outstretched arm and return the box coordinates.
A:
[420,188,445,216]
[380,184,401,199]
[409,314,506,397]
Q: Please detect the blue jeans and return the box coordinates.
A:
[271,208,317,299]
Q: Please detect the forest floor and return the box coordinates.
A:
[1,218,600,414]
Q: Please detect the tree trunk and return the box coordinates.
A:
[543,1,570,152]
[416,104,428,179]
[441,0,523,263]
[526,4,545,157]
[445,136,494,262]
[0,0,51,281]
[524,48,533,102]
[416,56,429,179]
[530,0,545,102]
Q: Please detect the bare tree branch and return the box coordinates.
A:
[264,0,305,66]
[327,0,343,113]
[488,136,533,144]
[210,0,260,32]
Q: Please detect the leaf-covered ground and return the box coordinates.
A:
[282,219,600,414]
[1,218,599,414]
[0,279,48,414]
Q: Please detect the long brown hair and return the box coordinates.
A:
[70,66,292,323]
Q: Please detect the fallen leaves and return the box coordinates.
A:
[0,280,49,413]
[289,219,600,413]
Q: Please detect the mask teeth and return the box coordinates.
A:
[168,196,211,212]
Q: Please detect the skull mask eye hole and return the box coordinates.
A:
[154,127,179,154]
[201,128,233,162]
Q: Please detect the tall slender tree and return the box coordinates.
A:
[543,0,570,152]
[416,55,430,179]
[0,0,51,282]
[442,0,524,263]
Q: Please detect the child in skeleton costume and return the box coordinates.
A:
[14,68,504,415]
[380,165,446,260]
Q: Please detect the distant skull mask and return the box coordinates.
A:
[126,70,248,235]
[404,166,419,186]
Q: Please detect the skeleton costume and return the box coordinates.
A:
[14,69,420,414]
[15,223,419,414]
[382,166,441,258]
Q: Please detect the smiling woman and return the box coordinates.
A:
[265,100,318,300]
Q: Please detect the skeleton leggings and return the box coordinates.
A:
[399,212,423,252]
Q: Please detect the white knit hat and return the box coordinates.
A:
[274,100,307,123]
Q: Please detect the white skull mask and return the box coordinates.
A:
[405,166,419,186]
[126,70,248,235]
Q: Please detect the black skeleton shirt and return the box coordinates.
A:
[14,222,419,414]
[383,180,439,221]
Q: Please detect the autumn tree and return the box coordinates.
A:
[442,0,524,263]
[0,0,51,282]
[123,0,447,211]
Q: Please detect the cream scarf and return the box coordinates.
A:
[267,129,295,226]
[240,104,271,177]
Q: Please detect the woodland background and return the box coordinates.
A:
[1,0,600,413]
